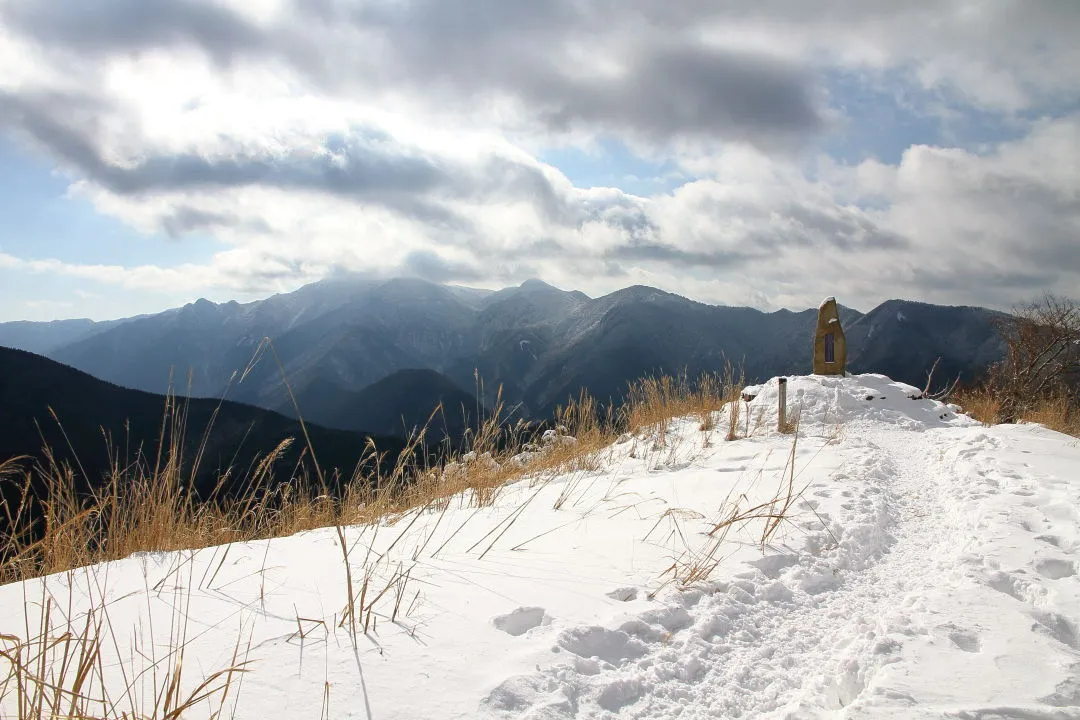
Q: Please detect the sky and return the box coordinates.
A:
[0,1,1078,321]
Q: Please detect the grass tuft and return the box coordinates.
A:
[956,386,1079,438]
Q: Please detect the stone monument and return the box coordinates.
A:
[813,296,846,375]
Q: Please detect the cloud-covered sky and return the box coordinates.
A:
[1,0,1077,320]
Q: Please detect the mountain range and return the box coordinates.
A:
[0,277,1008,436]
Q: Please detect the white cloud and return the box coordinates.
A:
[0,251,224,293]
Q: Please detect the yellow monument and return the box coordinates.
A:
[813,296,846,375]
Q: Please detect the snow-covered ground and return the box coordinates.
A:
[3,374,1079,718]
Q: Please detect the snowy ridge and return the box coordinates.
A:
[2,374,1079,718]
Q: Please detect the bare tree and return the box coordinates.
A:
[988,294,1080,422]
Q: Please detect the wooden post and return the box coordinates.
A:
[778,377,787,431]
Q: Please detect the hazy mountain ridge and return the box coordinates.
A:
[0,316,133,356]
[0,278,1007,430]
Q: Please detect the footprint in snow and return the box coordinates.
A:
[595,677,644,712]
[940,624,982,653]
[1034,557,1077,580]
[1031,610,1080,650]
[556,626,647,665]
[606,587,638,602]
[747,553,799,580]
[493,607,550,637]
[984,570,1038,604]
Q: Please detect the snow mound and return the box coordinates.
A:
[742,373,977,432]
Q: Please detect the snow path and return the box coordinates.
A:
[853,423,1080,719]
[483,422,969,718]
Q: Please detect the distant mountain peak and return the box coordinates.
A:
[519,278,557,291]
[608,284,681,304]
[510,279,590,303]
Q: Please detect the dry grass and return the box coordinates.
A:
[956,386,1079,438]
[623,364,743,440]
[1021,393,1080,437]
[954,386,1004,427]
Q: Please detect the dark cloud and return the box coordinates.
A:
[532,44,824,143]
[780,205,911,251]
[606,242,763,269]
[2,0,827,148]
[0,89,570,233]
[162,208,240,237]
[569,195,657,243]
[579,189,917,282]
[328,0,828,146]
[160,207,273,238]
[890,263,1061,310]
[1,0,265,65]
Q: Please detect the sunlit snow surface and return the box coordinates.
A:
[3,374,1078,718]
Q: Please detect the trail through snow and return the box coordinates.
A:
[483,414,1036,718]
[2,374,1078,719]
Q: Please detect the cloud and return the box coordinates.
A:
[1,92,454,197]
[875,119,1080,303]
[2,0,829,149]
[0,0,1078,319]
[0,88,581,239]
[542,44,824,144]
[0,251,215,292]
